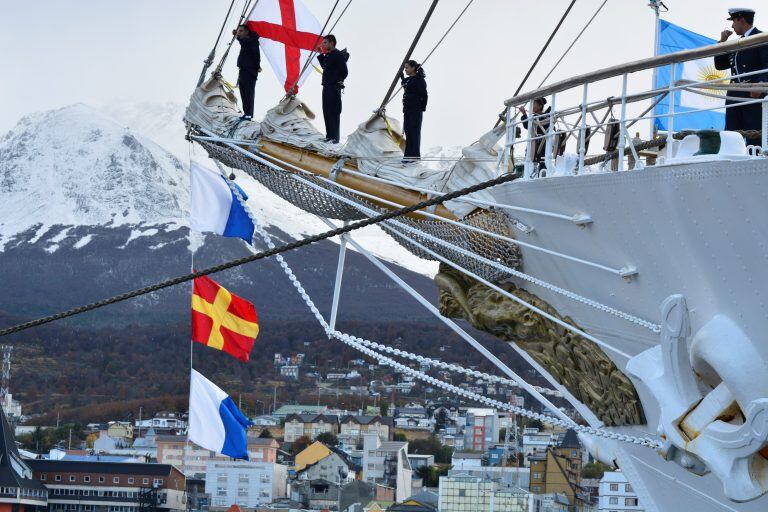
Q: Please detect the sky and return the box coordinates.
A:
[1,0,764,147]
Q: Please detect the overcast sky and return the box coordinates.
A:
[1,0,764,147]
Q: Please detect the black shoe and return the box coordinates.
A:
[240,115,252,121]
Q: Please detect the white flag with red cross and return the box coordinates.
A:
[246,0,323,93]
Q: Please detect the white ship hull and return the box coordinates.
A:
[490,157,768,511]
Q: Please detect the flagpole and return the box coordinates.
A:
[649,0,666,139]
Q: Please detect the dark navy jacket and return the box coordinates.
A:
[318,48,349,86]
[401,74,428,112]
[236,34,261,72]
[714,28,768,89]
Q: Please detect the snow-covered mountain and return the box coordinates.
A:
[100,100,455,277]
[0,103,441,326]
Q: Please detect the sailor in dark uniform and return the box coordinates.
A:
[233,25,261,120]
[518,97,552,163]
[401,60,428,163]
[317,34,349,144]
[714,8,768,145]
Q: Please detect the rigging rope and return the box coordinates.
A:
[219,162,660,447]
[0,157,521,338]
[285,0,341,95]
[494,0,578,127]
[214,0,258,77]
[383,0,476,108]
[377,0,440,113]
[536,0,609,87]
[197,0,239,87]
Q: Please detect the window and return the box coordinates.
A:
[153,479,164,486]
[609,483,618,491]
[625,498,638,506]
[99,476,105,483]
[142,478,149,485]
[216,487,227,497]
[238,487,248,497]
[609,497,619,505]
[40,474,46,481]
[625,483,633,492]
[533,472,541,479]
[55,475,62,482]
[458,489,466,497]
[113,477,120,484]
[69,475,76,482]
[531,485,541,492]
[128,477,134,484]
[84,476,91,483]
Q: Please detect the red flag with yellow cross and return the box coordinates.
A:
[191,275,259,361]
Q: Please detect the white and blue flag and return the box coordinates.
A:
[655,20,728,131]
[190,161,255,243]
[188,369,253,460]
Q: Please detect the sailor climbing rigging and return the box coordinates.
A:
[233,24,261,120]
[317,34,349,144]
[401,60,428,163]
[715,8,768,146]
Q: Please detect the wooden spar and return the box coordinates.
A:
[254,139,459,221]
[505,31,768,107]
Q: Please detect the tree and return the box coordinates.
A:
[393,432,407,442]
[415,465,450,487]
[316,432,339,446]
[433,409,447,433]
[498,428,507,443]
[291,435,312,454]
[258,428,273,438]
[380,401,389,417]
[582,461,613,479]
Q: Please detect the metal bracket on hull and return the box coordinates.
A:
[627,295,768,502]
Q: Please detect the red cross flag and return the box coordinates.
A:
[247,0,322,93]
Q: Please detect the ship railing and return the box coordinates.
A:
[502,32,768,178]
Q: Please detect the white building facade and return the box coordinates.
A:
[438,475,530,512]
[598,471,643,511]
[361,434,412,503]
[205,460,287,510]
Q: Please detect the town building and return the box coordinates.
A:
[186,477,209,512]
[522,428,556,466]
[529,430,589,511]
[0,405,49,511]
[361,434,412,503]
[405,454,434,473]
[447,466,531,490]
[156,436,278,477]
[463,408,499,452]
[438,475,530,512]
[339,415,393,446]
[204,460,286,510]
[279,366,299,380]
[283,414,339,442]
[292,441,357,484]
[387,489,439,512]
[28,459,186,511]
[251,415,280,427]
[273,405,328,419]
[135,411,187,435]
[598,471,643,511]
[1,394,23,422]
[450,452,484,470]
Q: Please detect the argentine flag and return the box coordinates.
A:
[655,20,728,131]
[189,369,253,460]
[190,161,255,243]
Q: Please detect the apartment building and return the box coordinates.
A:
[598,472,643,511]
[204,460,286,510]
[283,414,339,442]
[156,436,278,477]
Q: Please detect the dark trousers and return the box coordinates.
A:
[238,68,259,117]
[403,109,423,158]
[725,91,763,146]
[322,85,342,142]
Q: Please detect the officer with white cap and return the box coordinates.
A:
[714,8,768,144]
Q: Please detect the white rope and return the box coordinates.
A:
[205,157,660,448]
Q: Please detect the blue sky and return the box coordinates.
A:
[1,0,763,147]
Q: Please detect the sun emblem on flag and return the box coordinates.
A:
[697,64,729,101]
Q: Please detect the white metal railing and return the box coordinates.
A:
[502,33,768,177]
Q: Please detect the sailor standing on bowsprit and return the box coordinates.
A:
[714,8,768,146]
[317,34,349,144]
[233,24,261,120]
[401,60,428,164]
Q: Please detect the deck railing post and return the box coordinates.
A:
[524,99,535,178]
[503,106,514,173]
[545,93,557,173]
[577,84,589,174]
[666,62,676,160]
[762,97,767,155]
[618,73,629,171]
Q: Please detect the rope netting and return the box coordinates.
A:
[198,140,521,281]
